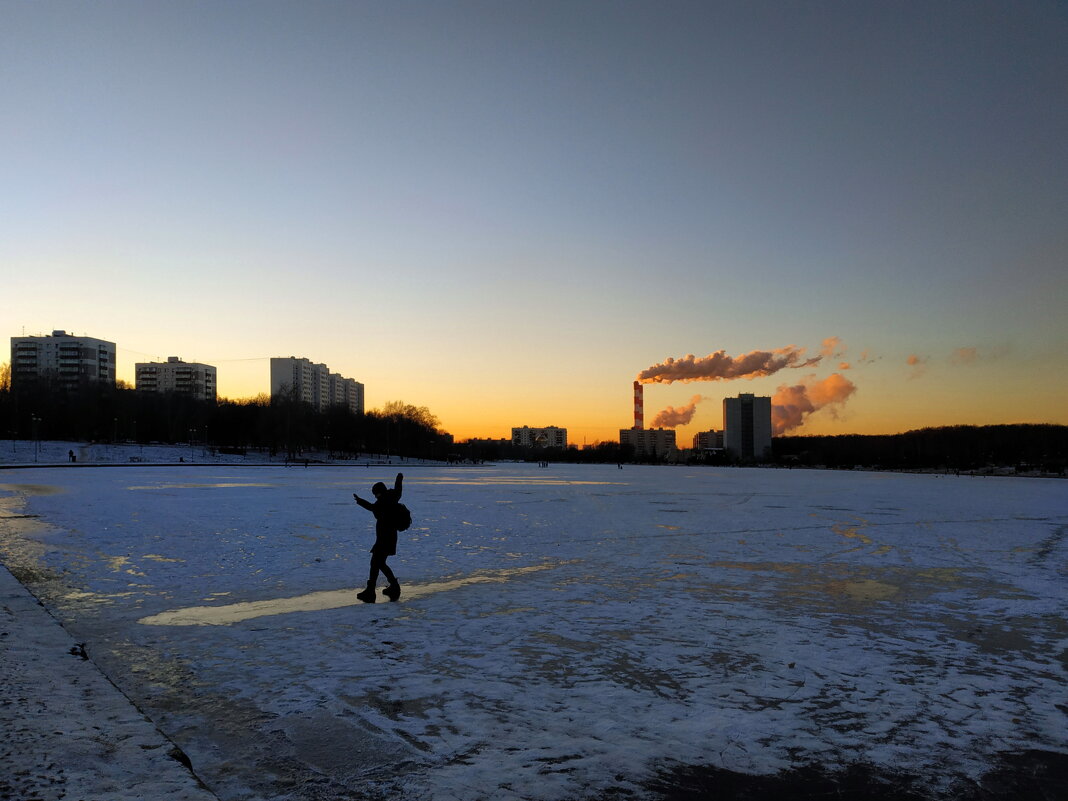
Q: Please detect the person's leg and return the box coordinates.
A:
[357,555,381,602]
[379,555,400,599]
[378,556,396,586]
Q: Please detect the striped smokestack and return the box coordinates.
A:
[633,380,644,430]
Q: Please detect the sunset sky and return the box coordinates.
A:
[3,1,1066,445]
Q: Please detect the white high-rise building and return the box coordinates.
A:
[512,426,568,449]
[10,331,116,389]
[328,374,364,415]
[135,357,217,402]
[270,357,364,414]
[723,393,772,461]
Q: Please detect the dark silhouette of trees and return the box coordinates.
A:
[461,426,1066,471]
[0,378,451,461]
[1,368,1062,473]
[773,425,1067,474]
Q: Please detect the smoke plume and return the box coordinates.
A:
[821,336,844,358]
[638,346,816,384]
[950,347,978,365]
[651,395,704,428]
[771,373,856,435]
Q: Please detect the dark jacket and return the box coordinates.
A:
[355,473,403,556]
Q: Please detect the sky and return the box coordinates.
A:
[3,1,1066,445]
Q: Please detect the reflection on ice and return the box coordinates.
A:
[126,483,274,490]
[138,561,569,626]
[831,518,873,544]
[418,476,625,486]
[0,483,65,496]
[825,578,899,601]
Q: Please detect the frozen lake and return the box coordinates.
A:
[1,463,1065,800]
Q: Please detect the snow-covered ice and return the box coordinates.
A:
[0,563,216,801]
[1,462,1065,800]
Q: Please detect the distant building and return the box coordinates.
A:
[723,393,772,461]
[512,426,567,449]
[465,438,512,449]
[328,374,364,415]
[693,429,724,451]
[270,356,364,414]
[619,427,677,457]
[464,438,514,460]
[10,330,116,390]
[136,357,217,402]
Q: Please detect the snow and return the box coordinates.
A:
[0,565,216,801]
[1,459,1066,800]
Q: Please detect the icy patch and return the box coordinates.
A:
[138,561,572,626]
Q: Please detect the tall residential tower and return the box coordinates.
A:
[722,393,772,461]
[270,357,364,414]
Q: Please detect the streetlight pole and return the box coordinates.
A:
[31,415,40,462]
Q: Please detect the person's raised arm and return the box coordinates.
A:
[394,473,404,500]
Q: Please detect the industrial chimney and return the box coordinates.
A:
[633,380,644,430]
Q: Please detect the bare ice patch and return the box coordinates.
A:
[126,482,275,490]
[138,561,571,626]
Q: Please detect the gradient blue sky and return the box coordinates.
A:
[3,1,1066,444]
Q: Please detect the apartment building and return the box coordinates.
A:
[512,425,568,449]
[723,393,772,460]
[692,429,724,451]
[10,331,116,389]
[135,356,217,402]
[270,356,364,414]
[619,427,677,456]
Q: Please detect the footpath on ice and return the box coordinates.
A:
[0,563,217,800]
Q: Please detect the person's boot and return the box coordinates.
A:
[356,582,376,603]
[382,582,401,601]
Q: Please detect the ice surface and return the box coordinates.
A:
[1,463,1065,800]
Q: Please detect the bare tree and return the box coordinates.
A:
[380,400,441,432]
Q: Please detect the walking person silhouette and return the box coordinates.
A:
[353,472,403,602]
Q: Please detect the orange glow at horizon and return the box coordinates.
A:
[110,347,1068,450]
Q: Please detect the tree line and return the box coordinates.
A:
[0,373,452,461]
[2,366,1064,471]
[772,424,1067,473]
[462,424,1066,473]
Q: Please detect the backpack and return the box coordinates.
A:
[394,503,412,532]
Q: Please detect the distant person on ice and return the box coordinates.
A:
[353,472,404,602]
